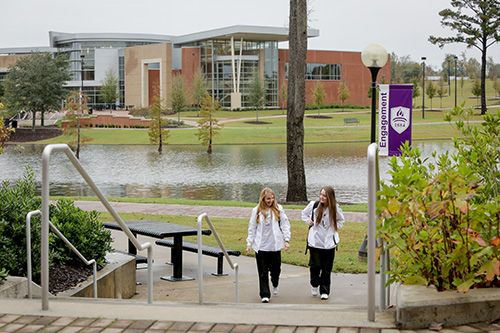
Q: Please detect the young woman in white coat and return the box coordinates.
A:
[302,186,345,300]
[246,187,291,303]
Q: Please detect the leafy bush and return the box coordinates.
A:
[0,268,7,285]
[49,199,113,266]
[0,168,43,278]
[165,120,184,128]
[378,105,500,292]
[0,168,113,280]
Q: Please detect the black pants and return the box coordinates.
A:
[255,250,281,298]
[308,247,336,295]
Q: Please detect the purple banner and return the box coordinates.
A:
[378,85,413,156]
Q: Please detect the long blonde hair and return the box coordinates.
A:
[315,186,339,231]
[256,187,280,224]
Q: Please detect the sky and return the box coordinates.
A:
[1,0,499,70]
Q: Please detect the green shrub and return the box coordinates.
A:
[0,268,7,285]
[0,168,113,280]
[378,105,500,292]
[0,168,43,278]
[49,199,113,266]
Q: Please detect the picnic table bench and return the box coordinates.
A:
[156,239,241,276]
[344,117,360,126]
[103,220,211,281]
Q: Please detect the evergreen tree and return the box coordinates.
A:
[429,0,500,114]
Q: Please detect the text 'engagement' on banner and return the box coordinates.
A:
[378,84,413,156]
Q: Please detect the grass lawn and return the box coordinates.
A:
[97,210,370,274]
[37,111,469,145]
[52,195,367,212]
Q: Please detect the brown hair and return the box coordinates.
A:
[256,187,280,224]
[315,186,339,231]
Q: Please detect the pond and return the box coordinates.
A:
[1,140,454,203]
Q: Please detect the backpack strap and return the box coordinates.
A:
[305,201,320,255]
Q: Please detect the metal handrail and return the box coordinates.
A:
[26,210,98,299]
[41,144,153,310]
[367,142,379,321]
[197,213,239,305]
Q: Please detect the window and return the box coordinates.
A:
[285,63,342,81]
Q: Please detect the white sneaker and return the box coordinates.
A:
[321,294,329,300]
[261,297,270,303]
[272,287,279,296]
[311,287,319,296]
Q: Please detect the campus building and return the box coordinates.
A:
[0,25,390,110]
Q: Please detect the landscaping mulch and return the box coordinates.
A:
[49,265,94,295]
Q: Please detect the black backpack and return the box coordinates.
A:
[305,201,338,254]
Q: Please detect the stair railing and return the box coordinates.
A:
[197,213,239,305]
[26,210,98,299]
[41,144,153,310]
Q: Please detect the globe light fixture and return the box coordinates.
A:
[361,43,388,143]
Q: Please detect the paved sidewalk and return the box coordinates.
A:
[2,202,499,332]
[73,201,368,222]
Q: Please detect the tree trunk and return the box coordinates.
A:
[31,111,36,132]
[286,0,308,203]
[208,119,213,154]
[158,122,163,153]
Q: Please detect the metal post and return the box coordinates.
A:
[41,146,53,310]
[369,67,381,143]
[421,57,426,119]
[448,58,451,96]
[367,143,379,321]
[454,56,458,109]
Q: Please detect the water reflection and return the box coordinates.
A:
[0,141,453,203]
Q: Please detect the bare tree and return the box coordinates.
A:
[286,0,308,202]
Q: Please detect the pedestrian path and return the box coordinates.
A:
[1,201,499,332]
[73,201,368,222]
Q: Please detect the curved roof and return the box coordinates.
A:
[49,31,173,47]
[172,25,319,45]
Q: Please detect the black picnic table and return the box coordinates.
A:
[103,220,211,281]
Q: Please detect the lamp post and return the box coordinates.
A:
[421,57,426,119]
[454,56,458,109]
[447,58,451,96]
[361,43,388,143]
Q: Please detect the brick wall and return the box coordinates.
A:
[61,114,151,128]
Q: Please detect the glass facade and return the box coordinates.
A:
[194,39,279,108]
[55,40,156,109]
[285,63,342,81]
